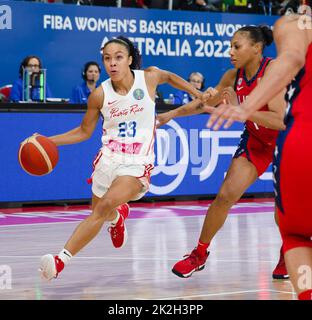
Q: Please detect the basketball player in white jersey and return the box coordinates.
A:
[39,36,203,280]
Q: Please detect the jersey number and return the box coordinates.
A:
[118,121,137,137]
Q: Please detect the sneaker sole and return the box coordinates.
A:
[39,254,56,280]
[272,274,290,280]
[172,264,205,278]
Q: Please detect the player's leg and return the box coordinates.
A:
[172,156,258,278]
[64,176,141,254]
[272,205,289,279]
[39,176,142,280]
[199,156,258,243]
[284,247,312,299]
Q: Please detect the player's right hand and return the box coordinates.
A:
[202,87,218,103]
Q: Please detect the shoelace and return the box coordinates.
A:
[108,222,124,239]
[183,251,200,268]
[108,226,118,239]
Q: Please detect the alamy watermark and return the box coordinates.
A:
[0,265,12,289]
[297,264,312,291]
[298,5,312,30]
[0,5,12,30]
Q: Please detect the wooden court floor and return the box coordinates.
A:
[0,199,296,300]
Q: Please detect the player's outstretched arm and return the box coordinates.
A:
[156,99,203,128]
[156,69,237,127]
[207,15,309,130]
[149,67,203,99]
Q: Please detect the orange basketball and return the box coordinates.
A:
[18,135,59,176]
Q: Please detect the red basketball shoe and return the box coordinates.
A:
[39,254,64,280]
[272,246,289,280]
[108,203,130,248]
[172,248,209,278]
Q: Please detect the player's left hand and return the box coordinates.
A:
[222,87,238,105]
[206,103,249,130]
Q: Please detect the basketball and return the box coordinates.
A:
[18,134,59,176]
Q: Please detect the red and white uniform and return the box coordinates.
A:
[234,57,279,176]
[100,70,155,165]
[91,70,155,200]
[274,44,312,252]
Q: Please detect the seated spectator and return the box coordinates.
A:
[179,0,221,11]
[173,72,205,104]
[122,0,148,8]
[70,61,101,104]
[225,0,283,14]
[9,55,53,102]
[91,0,147,7]
[14,0,63,2]
[145,0,168,8]
[275,0,299,15]
[63,0,92,4]
[224,0,250,13]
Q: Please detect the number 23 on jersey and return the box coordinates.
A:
[118,121,137,137]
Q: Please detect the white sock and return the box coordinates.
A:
[110,210,120,226]
[58,248,72,265]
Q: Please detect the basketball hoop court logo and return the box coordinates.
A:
[0,5,12,30]
[150,120,189,195]
[298,5,312,29]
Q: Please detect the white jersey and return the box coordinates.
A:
[100,70,156,165]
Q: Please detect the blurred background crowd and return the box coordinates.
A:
[11,0,301,16]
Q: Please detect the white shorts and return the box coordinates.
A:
[91,155,153,201]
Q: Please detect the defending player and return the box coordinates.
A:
[207,4,312,300]
[157,25,288,279]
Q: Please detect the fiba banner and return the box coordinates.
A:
[0,1,278,98]
[0,113,273,202]
[149,115,273,197]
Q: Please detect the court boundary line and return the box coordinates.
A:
[0,211,274,228]
[0,254,283,264]
[135,288,295,300]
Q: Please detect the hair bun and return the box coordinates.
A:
[259,25,273,47]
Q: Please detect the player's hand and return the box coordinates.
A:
[202,87,218,103]
[222,87,238,105]
[156,112,173,128]
[201,104,216,114]
[206,102,249,131]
